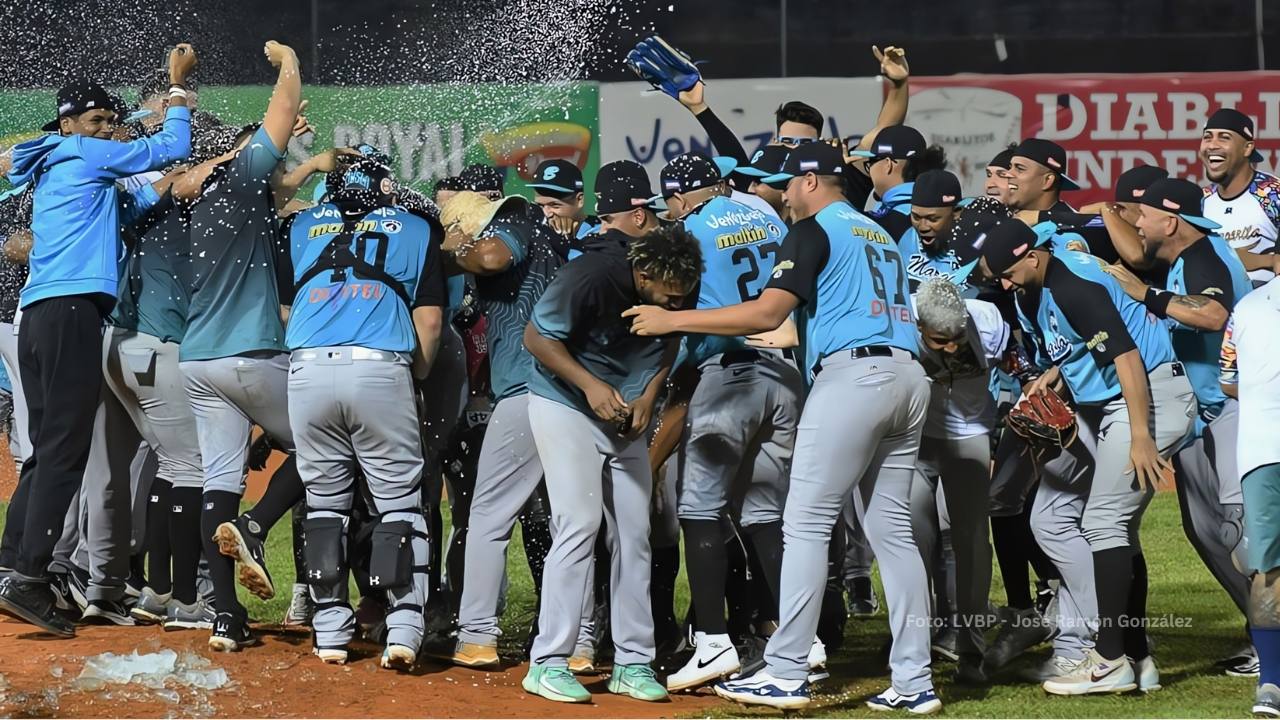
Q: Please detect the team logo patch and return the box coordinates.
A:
[542,166,560,181]
[772,260,795,278]
[799,160,819,171]
[751,149,763,163]
[382,219,402,234]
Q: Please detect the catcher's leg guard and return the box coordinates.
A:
[379,510,429,654]
[303,512,354,652]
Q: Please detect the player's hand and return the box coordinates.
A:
[626,392,658,440]
[585,379,629,423]
[1129,433,1170,492]
[677,81,708,114]
[264,40,298,69]
[292,99,314,138]
[168,43,197,84]
[873,45,909,85]
[309,146,362,174]
[1023,365,1062,398]
[827,136,857,166]
[622,305,678,336]
[3,228,32,265]
[1103,263,1147,302]
[547,215,581,239]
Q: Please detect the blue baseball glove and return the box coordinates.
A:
[625,35,702,99]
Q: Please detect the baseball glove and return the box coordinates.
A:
[1007,389,1078,454]
[625,35,702,99]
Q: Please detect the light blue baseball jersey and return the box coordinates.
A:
[767,200,918,375]
[285,202,445,352]
[1015,251,1175,405]
[1165,234,1252,424]
[898,226,977,298]
[681,195,787,365]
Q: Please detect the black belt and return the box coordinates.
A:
[719,347,796,367]
[852,345,895,359]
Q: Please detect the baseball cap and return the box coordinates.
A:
[43,79,116,132]
[657,152,737,198]
[987,146,1016,169]
[528,159,585,196]
[1139,178,1222,232]
[955,195,1014,215]
[761,142,846,187]
[974,217,1042,277]
[1114,165,1168,203]
[911,169,962,208]
[460,164,505,194]
[735,145,790,178]
[1205,108,1265,163]
[1013,138,1080,191]
[851,124,926,160]
[595,160,657,215]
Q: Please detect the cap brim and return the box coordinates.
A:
[712,156,739,178]
[40,118,59,132]
[1030,221,1059,248]
[528,182,577,194]
[1058,175,1081,191]
[1180,213,1222,231]
[1251,149,1265,163]
[948,258,980,286]
[734,166,771,178]
[761,172,795,188]
[472,195,527,238]
[850,149,875,158]
[956,197,977,208]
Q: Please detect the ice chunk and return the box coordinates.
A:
[72,648,228,693]
[155,688,181,704]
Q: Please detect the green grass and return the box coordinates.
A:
[0,493,1259,717]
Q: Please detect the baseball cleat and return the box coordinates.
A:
[0,576,76,637]
[931,626,959,662]
[314,646,349,665]
[131,587,171,624]
[955,656,989,685]
[608,664,668,702]
[1220,644,1261,677]
[1254,682,1280,717]
[213,516,275,600]
[380,644,415,671]
[666,632,740,691]
[163,598,216,631]
[866,686,943,714]
[567,648,597,675]
[452,640,500,668]
[1020,654,1085,682]
[1132,655,1161,693]
[81,599,136,626]
[845,576,880,617]
[522,664,591,703]
[1042,649,1137,695]
[208,611,260,653]
[714,670,810,710]
[283,583,314,627]
[986,607,1054,670]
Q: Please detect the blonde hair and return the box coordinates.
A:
[915,277,967,338]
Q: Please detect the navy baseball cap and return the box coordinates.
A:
[595,160,657,215]
[1014,138,1080,191]
[43,79,116,132]
[974,217,1042,277]
[657,153,737,198]
[911,169,962,208]
[528,159,585,196]
[851,124,926,160]
[1139,178,1222,232]
[1205,108,1265,163]
[761,142,846,187]
[1115,165,1168,203]
[735,145,790,178]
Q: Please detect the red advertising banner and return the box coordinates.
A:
[908,72,1280,205]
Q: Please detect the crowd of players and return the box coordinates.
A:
[0,37,1278,716]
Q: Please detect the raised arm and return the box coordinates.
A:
[261,41,303,154]
[88,44,196,178]
[854,46,910,154]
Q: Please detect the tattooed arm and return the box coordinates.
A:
[1165,292,1229,332]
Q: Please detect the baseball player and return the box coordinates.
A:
[1217,268,1280,716]
[973,218,1195,694]
[526,158,599,248]
[648,153,804,692]
[983,146,1016,205]
[169,41,309,651]
[1199,108,1280,284]
[628,141,938,713]
[521,224,701,704]
[283,152,445,670]
[1105,177,1256,674]
[855,124,945,241]
[0,53,195,637]
[437,189,574,669]
[898,169,969,294]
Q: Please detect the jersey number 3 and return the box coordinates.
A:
[732,242,781,302]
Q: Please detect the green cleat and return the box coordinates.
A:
[608,664,669,702]
[522,664,592,703]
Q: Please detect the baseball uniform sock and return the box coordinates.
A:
[170,486,203,605]
[201,490,244,615]
[683,519,729,635]
[1092,547,1135,659]
[145,478,174,595]
[519,508,552,596]
[991,515,1035,610]
[427,500,444,598]
[725,535,754,638]
[1252,627,1280,686]
[745,521,784,611]
[1124,552,1151,660]
[291,506,306,582]
[242,456,303,538]
[652,545,681,644]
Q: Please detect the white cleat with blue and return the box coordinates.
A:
[714,670,811,710]
[866,686,943,715]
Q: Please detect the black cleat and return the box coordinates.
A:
[209,611,261,652]
[0,576,76,637]
[214,515,275,600]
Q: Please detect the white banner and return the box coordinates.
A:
[599,77,884,182]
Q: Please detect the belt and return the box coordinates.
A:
[718,347,796,367]
[852,345,895,359]
[290,347,407,363]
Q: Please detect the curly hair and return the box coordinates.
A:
[628,224,704,291]
[915,277,968,338]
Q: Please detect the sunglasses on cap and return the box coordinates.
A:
[776,136,818,147]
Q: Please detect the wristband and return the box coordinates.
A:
[168,87,188,100]
[1143,286,1171,318]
